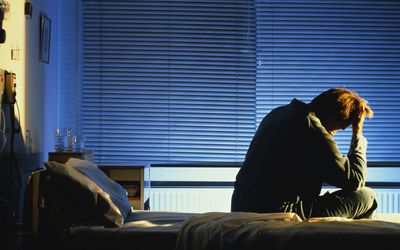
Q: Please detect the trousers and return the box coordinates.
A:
[231,187,378,220]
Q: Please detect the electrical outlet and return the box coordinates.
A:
[5,71,15,104]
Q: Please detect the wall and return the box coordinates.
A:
[0,0,60,222]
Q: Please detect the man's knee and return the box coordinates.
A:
[355,187,378,218]
[313,187,378,218]
[357,187,377,206]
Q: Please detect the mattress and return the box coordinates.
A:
[58,211,400,250]
[58,211,197,250]
[176,212,400,250]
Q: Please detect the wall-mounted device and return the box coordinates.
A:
[0,69,16,104]
[4,71,16,104]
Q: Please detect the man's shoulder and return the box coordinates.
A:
[290,98,309,109]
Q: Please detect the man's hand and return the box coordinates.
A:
[352,113,366,136]
[352,99,373,137]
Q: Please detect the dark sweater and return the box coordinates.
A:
[233,99,367,212]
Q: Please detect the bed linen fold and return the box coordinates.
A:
[175,212,400,250]
[174,212,302,250]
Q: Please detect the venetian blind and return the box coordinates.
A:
[80,0,256,164]
[256,0,400,162]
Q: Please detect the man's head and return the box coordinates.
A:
[309,88,373,135]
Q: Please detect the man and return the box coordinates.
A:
[231,88,378,219]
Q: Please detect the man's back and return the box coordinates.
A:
[233,99,324,212]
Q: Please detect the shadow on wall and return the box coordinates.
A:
[0,100,36,229]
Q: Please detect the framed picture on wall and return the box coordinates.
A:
[39,13,51,63]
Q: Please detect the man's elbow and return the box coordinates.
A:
[344,177,365,191]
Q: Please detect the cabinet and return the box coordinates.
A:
[100,164,150,210]
[48,151,94,164]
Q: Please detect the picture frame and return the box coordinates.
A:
[39,13,51,63]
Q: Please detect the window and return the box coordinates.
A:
[79,0,400,165]
[80,0,256,164]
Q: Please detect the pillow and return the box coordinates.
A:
[44,159,132,227]
[65,158,132,220]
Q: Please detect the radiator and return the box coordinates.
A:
[375,190,400,213]
[150,188,233,212]
[150,188,400,214]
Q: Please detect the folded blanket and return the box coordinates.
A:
[174,212,302,250]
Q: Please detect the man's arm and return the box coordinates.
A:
[308,114,367,190]
[346,112,369,187]
[327,112,370,190]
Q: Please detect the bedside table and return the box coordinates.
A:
[100,163,150,210]
[48,151,94,164]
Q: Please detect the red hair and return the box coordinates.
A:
[310,88,373,126]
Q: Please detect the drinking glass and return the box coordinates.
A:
[72,136,86,152]
[54,128,65,152]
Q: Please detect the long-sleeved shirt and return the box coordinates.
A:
[234,98,368,210]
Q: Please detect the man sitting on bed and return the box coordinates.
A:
[231,88,378,219]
